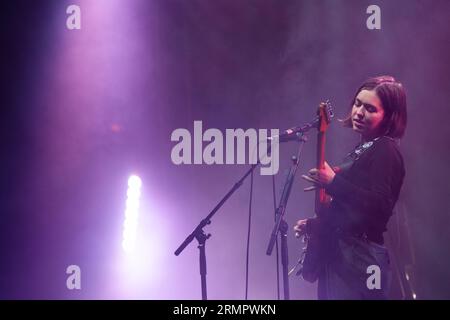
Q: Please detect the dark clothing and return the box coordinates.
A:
[313,136,405,299]
[326,136,405,244]
[317,233,393,300]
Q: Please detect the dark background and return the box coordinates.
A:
[1,0,450,299]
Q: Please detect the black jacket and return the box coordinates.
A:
[324,136,405,244]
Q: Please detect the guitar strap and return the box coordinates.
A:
[337,136,387,173]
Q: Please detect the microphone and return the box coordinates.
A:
[269,101,334,143]
[268,120,318,143]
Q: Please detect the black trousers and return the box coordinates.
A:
[318,234,392,300]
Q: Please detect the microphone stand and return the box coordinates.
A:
[174,111,324,300]
[174,163,260,300]
[266,133,307,300]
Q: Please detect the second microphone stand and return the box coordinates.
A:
[266,133,307,300]
[174,163,259,300]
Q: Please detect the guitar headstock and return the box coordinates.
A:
[317,100,334,132]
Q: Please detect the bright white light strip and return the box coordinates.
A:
[122,175,142,253]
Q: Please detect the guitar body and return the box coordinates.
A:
[300,101,333,283]
[301,225,325,282]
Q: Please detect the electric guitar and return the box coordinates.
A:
[300,101,333,283]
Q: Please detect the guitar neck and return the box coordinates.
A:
[313,100,333,216]
[315,131,326,215]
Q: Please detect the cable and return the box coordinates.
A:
[244,137,278,299]
[272,174,280,300]
[244,169,254,300]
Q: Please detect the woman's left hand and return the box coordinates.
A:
[302,161,336,191]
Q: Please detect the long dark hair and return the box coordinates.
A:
[342,76,407,139]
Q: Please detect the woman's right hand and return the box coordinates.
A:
[293,219,308,238]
